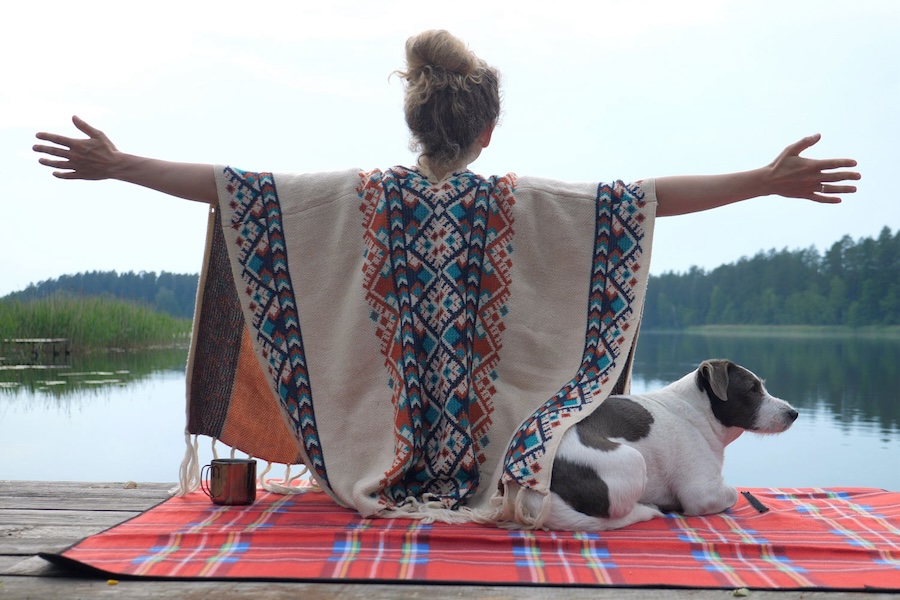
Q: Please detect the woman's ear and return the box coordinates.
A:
[478,123,495,149]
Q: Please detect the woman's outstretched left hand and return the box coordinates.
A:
[766,134,860,204]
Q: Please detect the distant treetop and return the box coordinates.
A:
[3,270,199,319]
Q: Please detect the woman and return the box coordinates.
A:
[33,30,859,527]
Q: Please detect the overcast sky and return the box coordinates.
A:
[2,0,896,297]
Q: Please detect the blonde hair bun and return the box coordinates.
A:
[398,30,501,172]
[404,29,479,78]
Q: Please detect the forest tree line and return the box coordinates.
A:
[4,271,199,319]
[643,226,900,329]
[3,226,898,329]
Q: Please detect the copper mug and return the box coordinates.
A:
[201,458,257,505]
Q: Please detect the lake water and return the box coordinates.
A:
[1,333,898,491]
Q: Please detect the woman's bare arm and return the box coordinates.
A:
[33,116,218,205]
[655,134,860,217]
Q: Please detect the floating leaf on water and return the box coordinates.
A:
[60,371,115,377]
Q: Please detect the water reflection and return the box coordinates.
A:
[0,346,188,398]
[634,332,900,434]
[0,335,897,488]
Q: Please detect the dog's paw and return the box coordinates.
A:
[723,485,739,509]
[681,485,739,516]
[639,503,665,519]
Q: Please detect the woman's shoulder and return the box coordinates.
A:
[515,175,656,203]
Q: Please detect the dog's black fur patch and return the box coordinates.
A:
[697,361,764,429]
[549,398,654,518]
[656,500,685,514]
[550,456,611,518]
[575,396,655,451]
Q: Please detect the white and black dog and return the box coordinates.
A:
[525,359,798,530]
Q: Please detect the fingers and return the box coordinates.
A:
[37,157,71,169]
[811,194,843,205]
[34,132,75,148]
[38,157,79,178]
[817,168,861,200]
[36,156,78,179]
[33,116,109,153]
[821,170,861,184]
[815,157,859,171]
[32,144,70,158]
[72,115,104,139]
[820,183,857,195]
[784,133,822,157]
[52,171,84,180]
[811,181,857,204]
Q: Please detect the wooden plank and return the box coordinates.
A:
[0,508,140,555]
[0,556,60,577]
[0,508,138,527]
[0,480,174,495]
[0,508,141,527]
[0,578,892,600]
[0,482,169,558]
[1,536,90,556]
[0,481,172,511]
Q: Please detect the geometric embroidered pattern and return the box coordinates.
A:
[502,180,647,489]
[358,167,516,508]
[221,168,328,485]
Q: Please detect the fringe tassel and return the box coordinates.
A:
[510,484,552,530]
[171,433,200,496]
[488,481,552,530]
[172,433,545,530]
[259,462,322,495]
[172,434,325,499]
[377,494,507,526]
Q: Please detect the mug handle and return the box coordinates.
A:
[201,464,212,498]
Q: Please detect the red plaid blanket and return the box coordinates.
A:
[43,487,900,590]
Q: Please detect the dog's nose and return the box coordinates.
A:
[787,409,799,422]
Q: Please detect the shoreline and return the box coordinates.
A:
[644,324,900,339]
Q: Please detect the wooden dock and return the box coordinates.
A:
[0,480,896,599]
[0,338,70,364]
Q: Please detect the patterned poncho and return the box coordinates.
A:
[182,166,657,527]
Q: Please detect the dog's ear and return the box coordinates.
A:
[699,360,731,402]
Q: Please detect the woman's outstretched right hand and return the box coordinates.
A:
[34,116,120,180]
[33,116,219,205]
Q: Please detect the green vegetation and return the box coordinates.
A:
[644,226,900,331]
[0,294,192,351]
[5,270,198,319]
[4,226,899,345]
[682,325,900,339]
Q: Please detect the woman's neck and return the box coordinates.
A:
[417,157,471,183]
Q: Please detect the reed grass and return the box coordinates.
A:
[0,294,192,351]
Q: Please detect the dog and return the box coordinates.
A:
[523,359,799,530]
